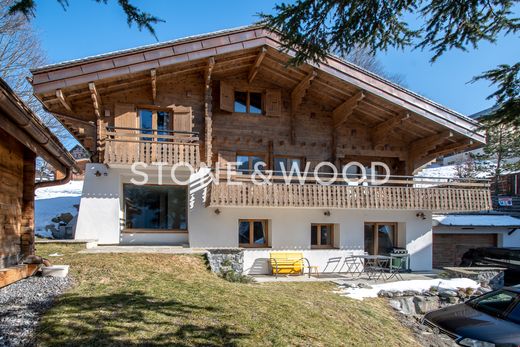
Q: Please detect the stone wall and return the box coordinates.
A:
[206,249,243,274]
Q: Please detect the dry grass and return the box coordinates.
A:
[34,244,417,346]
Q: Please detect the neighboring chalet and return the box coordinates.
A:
[433,214,520,268]
[31,26,491,273]
[0,78,77,271]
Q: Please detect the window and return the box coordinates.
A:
[138,108,172,141]
[471,290,518,318]
[239,219,268,247]
[364,223,397,255]
[311,224,334,248]
[274,157,302,175]
[234,91,263,114]
[236,154,266,174]
[123,184,187,231]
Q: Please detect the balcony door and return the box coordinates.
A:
[138,108,171,142]
[364,222,397,255]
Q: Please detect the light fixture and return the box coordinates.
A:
[324,210,331,216]
[416,212,426,220]
[214,208,221,215]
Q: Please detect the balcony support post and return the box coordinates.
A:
[204,57,215,166]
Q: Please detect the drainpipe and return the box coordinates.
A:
[35,167,73,189]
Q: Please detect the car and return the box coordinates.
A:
[422,286,520,347]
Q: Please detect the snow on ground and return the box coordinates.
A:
[433,214,520,227]
[35,180,83,238]
[338,278,479,300]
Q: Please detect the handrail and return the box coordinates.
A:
[106,125,199,136]
[209,170,490,189]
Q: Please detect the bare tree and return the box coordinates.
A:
[343,46,406,86]
[0,0,72,174]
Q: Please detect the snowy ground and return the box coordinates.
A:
[337,278,479,300]
[35,180,83,238]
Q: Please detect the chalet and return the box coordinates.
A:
[0,78,77,271]
[30,26,491,274]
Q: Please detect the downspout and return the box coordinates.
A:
[35,167,73,189]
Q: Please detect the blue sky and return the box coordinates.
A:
[32,0,519,117]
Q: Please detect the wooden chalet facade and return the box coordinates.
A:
[0,79,77,271]
[31,26,491,273]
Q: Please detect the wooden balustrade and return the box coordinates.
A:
[207,179,492,212]
[103,127,200,167]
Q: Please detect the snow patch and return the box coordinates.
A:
[339,278,480,300]
[34,181,83,238]
[433,214,520,227]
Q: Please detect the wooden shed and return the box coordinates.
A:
[0,78,77,272]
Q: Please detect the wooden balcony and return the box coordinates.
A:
[103,127,200,167]
[207,175,492,212]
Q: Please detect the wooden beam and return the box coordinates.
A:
[248,47,267,84]
[291,70,317,110]
[413,139,475,173]
[332,91,365,127]
[55,89,72,112]
[151,69,157,103]
[55,113,95,127]
[372,112,410,146]
[407,130,454,174]
[290,70,317,144]
[204,57,215,165]
[410,130,454,158]
[88,82,101,118]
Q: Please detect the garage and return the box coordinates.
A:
[432,214,520,269]
[432,233,497,268]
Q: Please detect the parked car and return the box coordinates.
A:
[422,286,520,346]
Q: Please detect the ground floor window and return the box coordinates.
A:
[364,222,397,255]
[239,219,268,247]
[123,184,187,231]
[311,224,334,248]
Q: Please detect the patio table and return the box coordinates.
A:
[352,255,392,281]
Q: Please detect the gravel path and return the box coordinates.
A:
[0,276,72,347]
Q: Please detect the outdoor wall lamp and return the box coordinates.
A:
[416,212,426,220]
[214,208,221,215]
[324,210,331,216]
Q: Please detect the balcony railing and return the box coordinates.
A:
[103,126,200,166]
[207,173,492,212]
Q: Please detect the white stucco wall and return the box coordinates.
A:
[77,165,434,272]
[189,185,433,272]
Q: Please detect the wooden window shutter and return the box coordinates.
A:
[171,105,193,136]
[265,89,282,117]
[114,103,136,128]
[218,151,236,170]
[220,80,234,112]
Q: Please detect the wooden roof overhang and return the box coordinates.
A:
[0,79,78,174]
[30,25,485,165]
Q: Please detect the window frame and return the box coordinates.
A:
[122,183,188,234]
[364,222,398,255]
[273,156,305,174]
[233,90,265,115]
[236,152,267,173]
[311,223,335,249]
[137,106,173,140]
[238,219,269,248]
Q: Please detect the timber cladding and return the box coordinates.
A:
[0,128,24,268]
[0,128,36,269]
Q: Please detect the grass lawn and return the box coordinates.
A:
[34,244,417,346]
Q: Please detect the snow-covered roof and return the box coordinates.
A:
[433,214,520,228]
